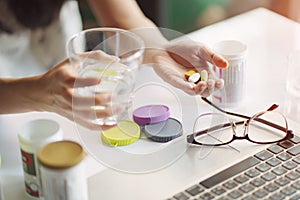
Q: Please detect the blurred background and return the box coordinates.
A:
[78,0,300,33]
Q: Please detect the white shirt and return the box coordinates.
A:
[0,1,83,78]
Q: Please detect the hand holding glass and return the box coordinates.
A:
[67,28,144,127]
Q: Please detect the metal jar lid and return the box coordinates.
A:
[38,141,85,169]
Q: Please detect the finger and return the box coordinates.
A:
[73,104,123,120]
[155,70,195,95]
[193,81,207,95]
[93,105,124,119]
[169,75,196,94]
[72,77,101,88]
[73,117,116,130]
[78,50,120,63]
[73,106,123,130]
[62,72,101,88]
[197,79,218,97]
[153,56,195,94]
[200,47,228,69]
[215,79,224,89]
[72,93,112,108]
[54,104,115,131]
[206,67,224,90]
[206,79,215,95]
[200,89,211,98]
[167,51,194,68]
[211,53,228,69]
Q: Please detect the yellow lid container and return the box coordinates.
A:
[101,120,140,146]
[38,141,85,169]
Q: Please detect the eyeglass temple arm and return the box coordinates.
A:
[201,97,251,119]
[201,97,279,119]
[261,105,294,136]
[267,104,279,111]
[192,121,245,137]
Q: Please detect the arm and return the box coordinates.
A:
[88,0,228,96]
[0,76,43,114]
[0,54,117,130]
[88,0,168,55]
[88,0,156,29]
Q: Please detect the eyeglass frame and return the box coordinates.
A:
[187,97,294,146]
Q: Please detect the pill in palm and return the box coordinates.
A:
[185,70,201,83]
[184,70,196,79]
[188,73,201,83]
[200,70,208,81]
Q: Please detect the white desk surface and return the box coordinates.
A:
[1,7,300,200]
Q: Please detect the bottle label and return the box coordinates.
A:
[21,150,36,176]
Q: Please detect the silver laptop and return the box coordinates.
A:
[87,123,300,200]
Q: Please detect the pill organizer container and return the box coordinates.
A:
[212,40,247,107]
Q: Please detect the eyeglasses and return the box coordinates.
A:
[187,97,294,146]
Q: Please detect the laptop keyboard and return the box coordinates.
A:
[169,135,300,200]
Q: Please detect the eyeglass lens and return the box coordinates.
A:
[247,111,287,143]
[193,113,234,145]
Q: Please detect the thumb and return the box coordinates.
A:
[201,47,228,69]
[211,54,228,69]
[168,76,196,95]
[153,56,195,95]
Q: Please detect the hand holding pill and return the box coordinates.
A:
[185,70,200,83]
[185,69,208,83]
[200,70,208,81]
[183,69,218,97]
[152,38,227,97]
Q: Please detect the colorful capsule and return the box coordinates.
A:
[200,70,208,81]
[184,70,196,80]
[185,70,200,83]
[185,69,208,83]
[188,73,201,83]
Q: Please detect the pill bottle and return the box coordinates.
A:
[38,140,88,200]
[18,119,63,199]
[212,40,247,107]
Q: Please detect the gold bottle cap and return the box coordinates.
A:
[38,141,85,169]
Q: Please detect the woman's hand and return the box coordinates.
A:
[0,51,121,130]
[151,39,228,96]
[37,51,122,130]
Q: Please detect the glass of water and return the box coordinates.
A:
[67,28,144,127]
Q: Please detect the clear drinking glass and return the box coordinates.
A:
[67,28,144,126]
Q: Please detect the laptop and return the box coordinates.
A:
[87,126,300,200]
